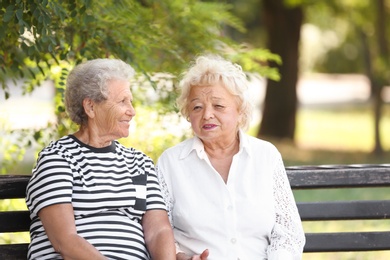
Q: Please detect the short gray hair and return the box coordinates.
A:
[65,58,135,125]
[177,54,253,131]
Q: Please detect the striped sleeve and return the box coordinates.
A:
[141,155,166,211]
[145,167,166,211]
[26,152,73,216]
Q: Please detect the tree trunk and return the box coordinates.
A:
[372,0,388,155]
[360,0,387,155]
[372,86,383,155]
[257,0,303,140]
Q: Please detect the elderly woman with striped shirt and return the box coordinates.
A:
[25,59,176,260]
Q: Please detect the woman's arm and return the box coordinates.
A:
[267,156,306,260]
[142,209,176,259]
[38,203,107,260]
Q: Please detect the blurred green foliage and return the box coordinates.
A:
[0,0,280,173]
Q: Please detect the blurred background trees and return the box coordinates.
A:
[227,0,389,154]
[0,0,279,172]
[1,0,390,172]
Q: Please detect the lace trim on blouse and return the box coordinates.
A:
[266,156,305,259]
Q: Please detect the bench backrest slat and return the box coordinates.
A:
[298,200,390,221]
[0,175,30,199]
[0,244,29,260]
[304,231,390,252]
[287,165,390,189]
[0,211,30,233]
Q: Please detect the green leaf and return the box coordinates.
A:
[28,68,36,79]
[3,7,14,23]
[19,24,24,34]
[33,131,42,141]
[15,8,23,21]
[43,13,51,25]
[70,10,77,17]
[32,8,40,19]
[80,5,86,14]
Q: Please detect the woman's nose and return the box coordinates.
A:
[127,103,136,117]
[203,106,214,119]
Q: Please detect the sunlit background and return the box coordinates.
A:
[1,1,390,259]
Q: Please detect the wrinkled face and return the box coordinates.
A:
[94,79,135,139]
[187,82,241,143]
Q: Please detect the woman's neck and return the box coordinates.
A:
[73,126,112,148]
[203,133,240,159]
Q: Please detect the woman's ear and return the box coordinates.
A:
[83,98,95,118]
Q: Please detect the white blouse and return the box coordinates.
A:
[156,131,305,260]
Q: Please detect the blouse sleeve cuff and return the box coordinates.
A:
[268,249,302,260]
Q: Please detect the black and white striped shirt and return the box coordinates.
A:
[26,135,166,259]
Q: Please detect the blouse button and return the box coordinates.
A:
[231,238,237,244]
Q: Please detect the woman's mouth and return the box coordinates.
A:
[203,124,217,130]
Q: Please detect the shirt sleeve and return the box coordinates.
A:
[25,152,74,217]
[144,156,167,211]
[267,155,306,260]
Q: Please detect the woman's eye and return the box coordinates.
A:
[193,106,202,110]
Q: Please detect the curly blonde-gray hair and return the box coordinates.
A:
[177,54,253,131]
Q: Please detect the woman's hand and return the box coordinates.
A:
[193,249,209,260]
[177,249,209,260]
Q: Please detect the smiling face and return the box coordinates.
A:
[93,79,135,140]
[187,82,241,144]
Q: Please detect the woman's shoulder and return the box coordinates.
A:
[115,141,153,161]
[38,135,75,156]
[159,137,195,158]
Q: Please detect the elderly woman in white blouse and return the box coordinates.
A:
[156,54,305,260]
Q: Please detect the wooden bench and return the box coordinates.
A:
[0,175,30,260]
[1,164,390,259]
[287,164,390,253]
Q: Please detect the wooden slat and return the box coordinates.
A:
[0,175,30,199]
[287,165,390,189]
[0,243,29,260]
[0,211,30,232]
[298,200,390,221]
[304,231,390,252]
